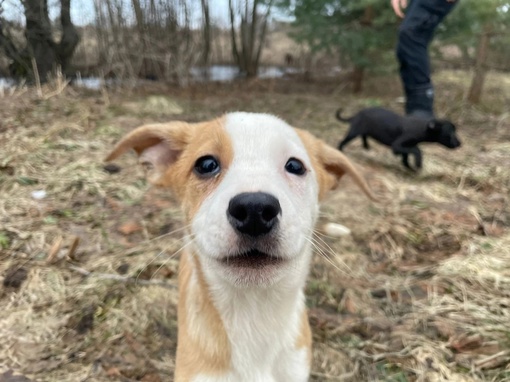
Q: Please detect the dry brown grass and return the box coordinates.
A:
[1,70,509,381]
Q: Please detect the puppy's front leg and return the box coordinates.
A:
[401,153,412,170]
[413,147,423,169]
[392,140,421,171]
[362,135,370,150]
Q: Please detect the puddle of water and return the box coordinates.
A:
[73,77,104,90]
[0,78,16,89]
[190,65,288,82]
[0,64,295,91]
[191,65,242,82]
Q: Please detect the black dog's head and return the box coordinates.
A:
[426,120,461,149]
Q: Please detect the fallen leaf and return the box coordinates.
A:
[450,333,484,352]
[67,236,81,260]
[118,221,142,235]
[141,373,162,382]
[104,196,121,210]
[46,236,63,264]
[343,295,358,314]
[475,351,510,370]
[105,367,121,377]
[432,319,458,339]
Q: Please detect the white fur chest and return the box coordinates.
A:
[191,281,310,382]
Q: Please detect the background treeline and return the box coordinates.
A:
[0,0,509,98]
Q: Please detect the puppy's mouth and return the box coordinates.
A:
[220,249,285,269]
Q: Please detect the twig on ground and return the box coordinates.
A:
[357,345,413,362]
[31,58,42,98]
[474,350,509,368]
[69,265,177,289]
[310,362,359,380]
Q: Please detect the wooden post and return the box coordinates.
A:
[467,25,492,104]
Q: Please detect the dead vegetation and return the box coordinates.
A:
[0,70,509,381]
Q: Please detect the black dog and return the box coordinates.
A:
[336,107,461,170]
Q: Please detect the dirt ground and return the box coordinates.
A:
[1,71,509,382]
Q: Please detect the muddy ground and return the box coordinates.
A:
[1,71,509,381]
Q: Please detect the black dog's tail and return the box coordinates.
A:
[335,109,353,123]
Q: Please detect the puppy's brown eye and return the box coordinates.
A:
[194,156,220,177]
[285,158,306,175]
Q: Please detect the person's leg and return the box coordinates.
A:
[396,0,458,117]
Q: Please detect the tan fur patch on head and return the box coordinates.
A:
[106,117,234,220]
[164,119,234,219]
[295,128,375,200]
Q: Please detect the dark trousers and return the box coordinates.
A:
[396,0,458,115]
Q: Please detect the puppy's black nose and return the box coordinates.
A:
[227,192,281,237]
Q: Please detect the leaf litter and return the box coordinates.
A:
[0,73,509,381]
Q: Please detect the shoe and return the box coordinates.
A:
[407,109,434,119]
[405,86,434,118]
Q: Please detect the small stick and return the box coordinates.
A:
[67,236,81,260]
[474,350,509,368]
[310,362,360,381]
[47,236,63,264]
[31,57,42,98]
[69,265,177,290]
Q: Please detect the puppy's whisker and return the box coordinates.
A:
[305,235,351,276]
[305,236,336,267]
[135,233,194,283]
[312,230,349,262]
[142,223,192,244]
[116,224,192,260]
[312,234,352,273]
[150,239,195,281]
[135,248,168,284]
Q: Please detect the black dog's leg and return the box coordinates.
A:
[413,147,423,169]
[401,153,412,170]
[362,135,370,150]
[393,139,422,171]
[338,131,359,151]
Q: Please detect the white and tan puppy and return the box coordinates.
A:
[106,112,372,382]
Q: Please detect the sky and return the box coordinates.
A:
[0,0,245,27]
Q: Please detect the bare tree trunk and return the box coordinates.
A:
[351,65,364,93]
[201,0,211,66]
[245,0,258,76]
[106,0,121,49]
[349,5,373,93]
[254,0,274,75]
[23,0,57,79]
[0,18,31,75]
[467,25,492,104]
[229,0,241,68]
[229,0,274,78]
[132,0,149,78]
[1,0,79,81]
[93,0,108,67]
[240,2,249,72]
[56,0,80,75]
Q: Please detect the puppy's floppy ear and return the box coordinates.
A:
[105,122,190,186]
[296,129,375,201]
